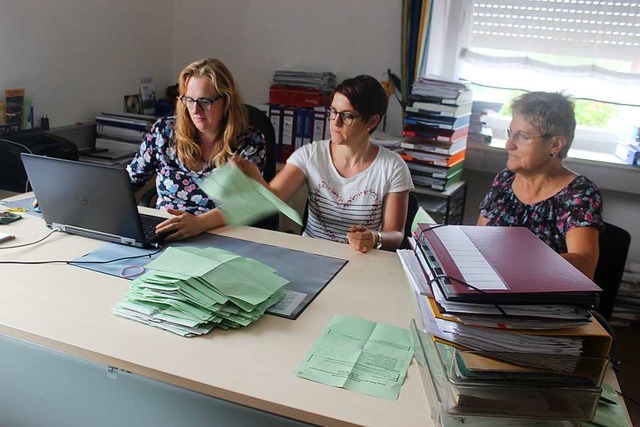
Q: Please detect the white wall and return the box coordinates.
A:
[0,0,174,128]
[172,0,404,135]
[1,0,403,133]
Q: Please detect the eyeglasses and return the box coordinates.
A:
[505,128,553,145]
[179,95,222,111]
[326,107,362,126]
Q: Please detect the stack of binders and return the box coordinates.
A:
[81,112,156,166]
[612,261,640,325]
[268,70,336,162]
[398,224,612,424]
[400,76,472,191]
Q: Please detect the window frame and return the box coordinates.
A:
[423,1,636,165]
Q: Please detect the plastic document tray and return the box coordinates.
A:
[410,320,601,422]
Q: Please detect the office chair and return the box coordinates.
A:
[399,193,420,250]
[243,104,278,230]
[593,222,631,321]
[137,104,279,231]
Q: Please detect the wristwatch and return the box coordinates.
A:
[374,231,383,249]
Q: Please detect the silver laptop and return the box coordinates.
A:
[21,153,165,248]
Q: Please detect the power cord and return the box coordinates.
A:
[617,390,640,407]
[0,228,59,249]
[0,227,162,264]
[0,246,162,265]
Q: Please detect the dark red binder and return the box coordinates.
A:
[415,225,602,307]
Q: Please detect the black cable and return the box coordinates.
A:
[0,227,163,264]
[617,390,640,407]
[0,246,162,265]
[71,246,163,264]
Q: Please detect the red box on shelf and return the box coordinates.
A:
[269,86,332,108]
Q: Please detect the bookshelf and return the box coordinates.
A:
[412,180,467,225]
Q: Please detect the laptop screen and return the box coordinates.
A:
[21,153,153,247]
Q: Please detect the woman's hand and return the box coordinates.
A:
[347,225,377,253]
[230,156,264,183]
[156,208,217,241]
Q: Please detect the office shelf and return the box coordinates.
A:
[412,181,467,225]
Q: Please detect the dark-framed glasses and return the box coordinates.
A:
[505,128,553,145]
[180,95,222,111]
[326,107,362,126]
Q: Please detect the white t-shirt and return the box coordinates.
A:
[287,140,414,243]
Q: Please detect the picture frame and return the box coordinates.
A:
[124,94,141,114]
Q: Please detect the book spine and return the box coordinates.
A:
[96,124,147,142]
[312,107,327,141]
[294,108,306,149]
[268,105,284,163]
[280,107,296,162]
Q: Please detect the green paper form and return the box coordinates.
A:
[113,246,288,337]
[198,164,302,226]
[294,314,414,401]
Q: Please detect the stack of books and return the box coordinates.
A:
[113,246,288,337]
[80,112,156,166]
[268,70,336,162]
[272,69,336,92]
[467,101,500,145]
[400,76,472,191]
[399,224,612,423]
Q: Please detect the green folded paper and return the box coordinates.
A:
[198,164,302,226]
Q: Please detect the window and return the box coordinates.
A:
[425,1,640,159]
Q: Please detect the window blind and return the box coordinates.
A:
[469,0,640,61]
[457,0,640,103]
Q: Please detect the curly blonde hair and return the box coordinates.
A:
[174,58,247,170]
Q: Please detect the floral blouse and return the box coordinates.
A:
[127,116,265,214]
[479,169,604,253]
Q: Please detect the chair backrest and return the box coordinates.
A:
[244,104,279,231]
[245,104,276,182]
[593,222,631,321]
[399,193,420,250]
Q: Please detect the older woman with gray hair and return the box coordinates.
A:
[477,91,603,279]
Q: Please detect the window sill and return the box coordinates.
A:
[465,139,640,194]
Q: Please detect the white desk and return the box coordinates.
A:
[0,194,630,426]
[0,195,431,427]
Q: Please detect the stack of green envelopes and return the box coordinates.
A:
[112,246,289,337]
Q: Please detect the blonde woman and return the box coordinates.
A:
[127,58,265,240]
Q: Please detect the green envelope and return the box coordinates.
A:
[198,164,302,226]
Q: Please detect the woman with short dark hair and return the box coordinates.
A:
[235,75,413,252]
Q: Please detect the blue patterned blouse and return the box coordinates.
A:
[127,116,265,214]
[479,169,604,253]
